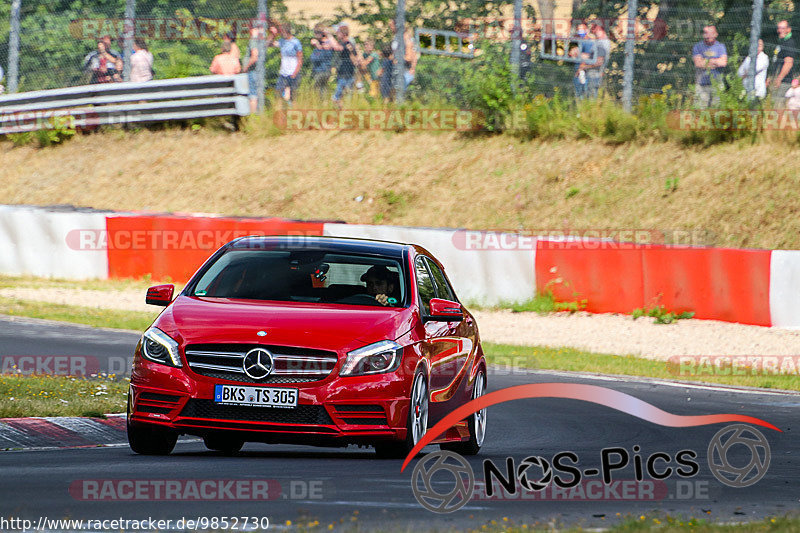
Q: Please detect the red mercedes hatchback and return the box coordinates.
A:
[127,236,487,457]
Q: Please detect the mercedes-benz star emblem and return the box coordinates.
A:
[242,348,274,380]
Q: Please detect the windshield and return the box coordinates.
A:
[190,250,406,308]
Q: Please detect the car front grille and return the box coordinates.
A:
[179,399,334,425]
[184,344,338,384]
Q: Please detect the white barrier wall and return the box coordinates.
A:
[323,223,536,305]
[0,205,108,279]
[769,250,800,329]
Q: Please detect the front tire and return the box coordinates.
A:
[127,420,178,455]
[375,370,429,459]
[127,389,177,455]
[441,369,486,455]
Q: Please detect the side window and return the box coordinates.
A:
[415,257,436,315]
[425,258,457,301]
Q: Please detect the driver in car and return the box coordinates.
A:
[361,265,398,306]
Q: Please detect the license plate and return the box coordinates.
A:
[214,385,298,408]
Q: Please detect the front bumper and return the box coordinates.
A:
[129,357,412,445]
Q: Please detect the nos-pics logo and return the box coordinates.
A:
[411,424,771,514]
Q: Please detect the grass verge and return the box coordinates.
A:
[0,374,128,418]
[0,297,156,331]
[483,343,800,391]
[0,274,181,293]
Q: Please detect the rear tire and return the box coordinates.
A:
[203,433,244,454]
[440,369,486,456]
[375,370,428,459]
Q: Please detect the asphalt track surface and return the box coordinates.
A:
[1,315,799,530]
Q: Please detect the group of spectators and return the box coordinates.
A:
[207,20,419,107]
[82,34,154,84]
[569,21,612,99]
[308,21,415,105]
[693,19,800,109]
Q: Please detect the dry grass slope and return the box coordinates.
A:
[2,128,799,249]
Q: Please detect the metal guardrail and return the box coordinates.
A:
[539,35,598,64]
[416,28,475,59]
[0,75,250,134]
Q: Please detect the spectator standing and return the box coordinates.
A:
[223,32,241,61]
[0,64,4,94]
[738,39,769,99]
[692,25,727,108]
[84,39,120,83]
[86,41,120,83]
[378,45,394,102]
[268,23,303,104]
[572,23,593,100]
[210,42,241,75]
[389,20,419,89]
[770,20,797,106]
[331,24,359,105]
[309,24,334,97]
[582,22,611,99]
[242,27,262,114]
[785,78,800,110]
[130,39,154,83]
[362,39,381,98]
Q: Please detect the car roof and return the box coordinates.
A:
[229,235,412,259]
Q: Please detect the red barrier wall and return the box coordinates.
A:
[641,247,771,326]
[536,241,772,326]
[535,242,646,314]
[106,215,324,282]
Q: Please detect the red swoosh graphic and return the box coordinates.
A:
[400,383,781,472]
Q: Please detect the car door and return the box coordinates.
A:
[423,257,474,402]
[415,256,473,425]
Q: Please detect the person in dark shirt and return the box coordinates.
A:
[770,20,798,106]
[378,45,394,102]
[330,24,360,105]
[309,24,334,97]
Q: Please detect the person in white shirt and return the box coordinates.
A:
[785,78,800,110]
[738,39,769,98]
[130,39,154,83]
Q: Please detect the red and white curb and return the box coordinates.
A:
[0,414,127,451]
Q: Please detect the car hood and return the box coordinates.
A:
[155,296,415,352]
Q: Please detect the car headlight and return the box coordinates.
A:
[140,327,182,367]
[340,340,403,376]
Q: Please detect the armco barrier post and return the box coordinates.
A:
[256,0,268,113]
[621,0,637,112]
[746,0,764,97]
[510,0,522,92]
[393,0,407,104]
[122,0,136,82]
[7,0,21,93]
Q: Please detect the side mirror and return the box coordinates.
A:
[146,284,174,307]
[428,298,463,321]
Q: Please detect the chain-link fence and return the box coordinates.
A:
[2,1,798,112]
